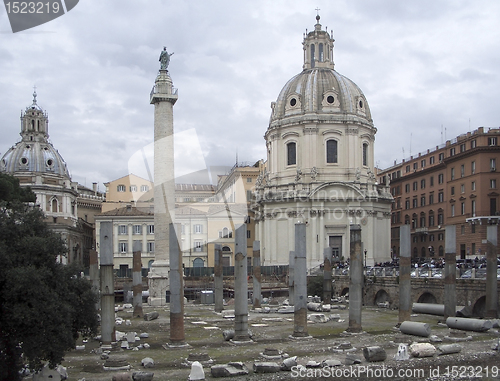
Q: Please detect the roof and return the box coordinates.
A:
[97,206,152,217]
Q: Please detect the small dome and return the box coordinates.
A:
[0,94,71,180]
[270,67,373,128]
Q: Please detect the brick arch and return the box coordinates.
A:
[472,295,486,318]
[340,287,349,296]
[417,291,437,304]
[374,289,390,305]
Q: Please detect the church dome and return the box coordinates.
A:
[269,15,373,130]
[0,92,71,179]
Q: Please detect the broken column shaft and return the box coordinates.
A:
[214,243,223,313]
[99,221,115,347]
[486,225,498,318]
[252,240,261,309]
[323,247,332,303]
[89,249,100,310]
[293,223,308,337]
[399,225,411,323]
[169,223,185,345]
[444,225,457,320]
[132,243,143,318]
[234,223,250,341]
[348,224,363,333]
[288,250,295,306]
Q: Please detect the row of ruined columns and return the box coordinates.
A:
[94,221,498,347]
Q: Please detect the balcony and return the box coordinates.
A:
[414,227,428,234]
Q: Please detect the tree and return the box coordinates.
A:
[0,174,98,381]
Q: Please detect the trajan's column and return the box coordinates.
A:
[148,47,177,306]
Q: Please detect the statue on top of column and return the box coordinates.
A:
[159,47,174,70]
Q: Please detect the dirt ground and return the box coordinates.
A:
[58,300,500,381]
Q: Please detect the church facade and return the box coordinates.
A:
[253,16,393,269]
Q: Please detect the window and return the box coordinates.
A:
[451,167,455,180]
[406,165,410,173]
[471,139,476,149]
[471,161,476,175]
[141,185,149,192]
[460,165,465,178]
[461,202,465,215]
[413,162,418,170]
[147,242,155,253]
[133,225,142,235]
[471,220,476,232]
[405,184,410,193]
[148,224,154,234]
[439,246,444,256]
[119,225,127,235]
[439,153,445,162]
[490,158,496,171]
[194,240,203,252]
[184,197,191,202]
[326,140,338,163]
[130,185,137,192]
[491,179,497,188]
[438,173,444,184]
[429,193,434,204]
[247,230,251,239]
[472,200,476,217]
[287,142,296,166]
[429,214,434,227]
[246,177,252,183]
[471,181,476,191]
[430,176,434,186]
[421,159,426,168]
[413,198,418,208]
[488,137,497,146]
[451,204,455,217]
[405,199,410,209]
[429,234,435,241]
[429,156,435,165]
[310,44,315,67]
[119,242,127,253]
[222,227,232,238]
[451,186,455,195]
[319,43,324,61]
[450,148,455,156]
[362,143,368,166]
[438,213,444,225]
[420,215,426,227]
[421,196,426,207]
[461,184,465,193]
[194,224,203,234]
[460,143,466,153]
[117,184,126,192]
[413,181,418,191]
[421,179,425,189]
[438,192,444,203]
[491,198,497,215]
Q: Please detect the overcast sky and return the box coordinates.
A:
[1,1,499,190]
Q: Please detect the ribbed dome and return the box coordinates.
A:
[0,93,71,179]
[270,67,373,128]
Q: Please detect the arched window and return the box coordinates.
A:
[326,140,338,163]
[405,215,410,225]
[193,258,204,268]
[438,246,444,256]
[319,43,324,62]
[148,260,154,268]
[310,44,315,68]
[362,143,368,166]
[37,120,40,131]
[420,213,426,227]
[51,198,58,213]
[287,142,296,166]
[222,245,231,252]
[31,120,35,130]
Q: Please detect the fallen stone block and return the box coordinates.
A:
[322,359,342,367]
[363,346,387,362]
[141,357,154,368]
[132,371,154,381]
[322,304,331,312]
[409,343,436,358]
[307,302,323,312]
[277,306,294,314]
[222,329,234,341]
[211,362,249,377]
[127,332,137,343]
[345,354,362,365]
[437,344,462,355]
[123,303,133,309]
[222,310,235,319]
[446,317,492,332]
[188,361,205,380]
[281,356,297,371]
[143,312,159,321]
[400,321,431,337]
[305,360,321,368]
[121,341,129,350]
[253,362,281,373]
[310,313,328,323]
[139,333,149,339]
[112,374,132,381]
[330,314,341,322]
[103,358,130,371]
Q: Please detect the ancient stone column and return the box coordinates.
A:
[214,243,224,313]
[444,225,456,320]
[323,247,332,303]
[132,241,143,318]
[169,223,186,345]
[99,222,115,347]
[348,224,363,333]
[486,225,498,318]
[148,63,178,306]
[234,224,250,341]
[89,249,100,310]
[293,223,308,337]
[399,224,411,323]
[288,250,295,306]
[252,240,262,309]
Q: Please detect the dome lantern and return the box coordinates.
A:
[302,13,335,70]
